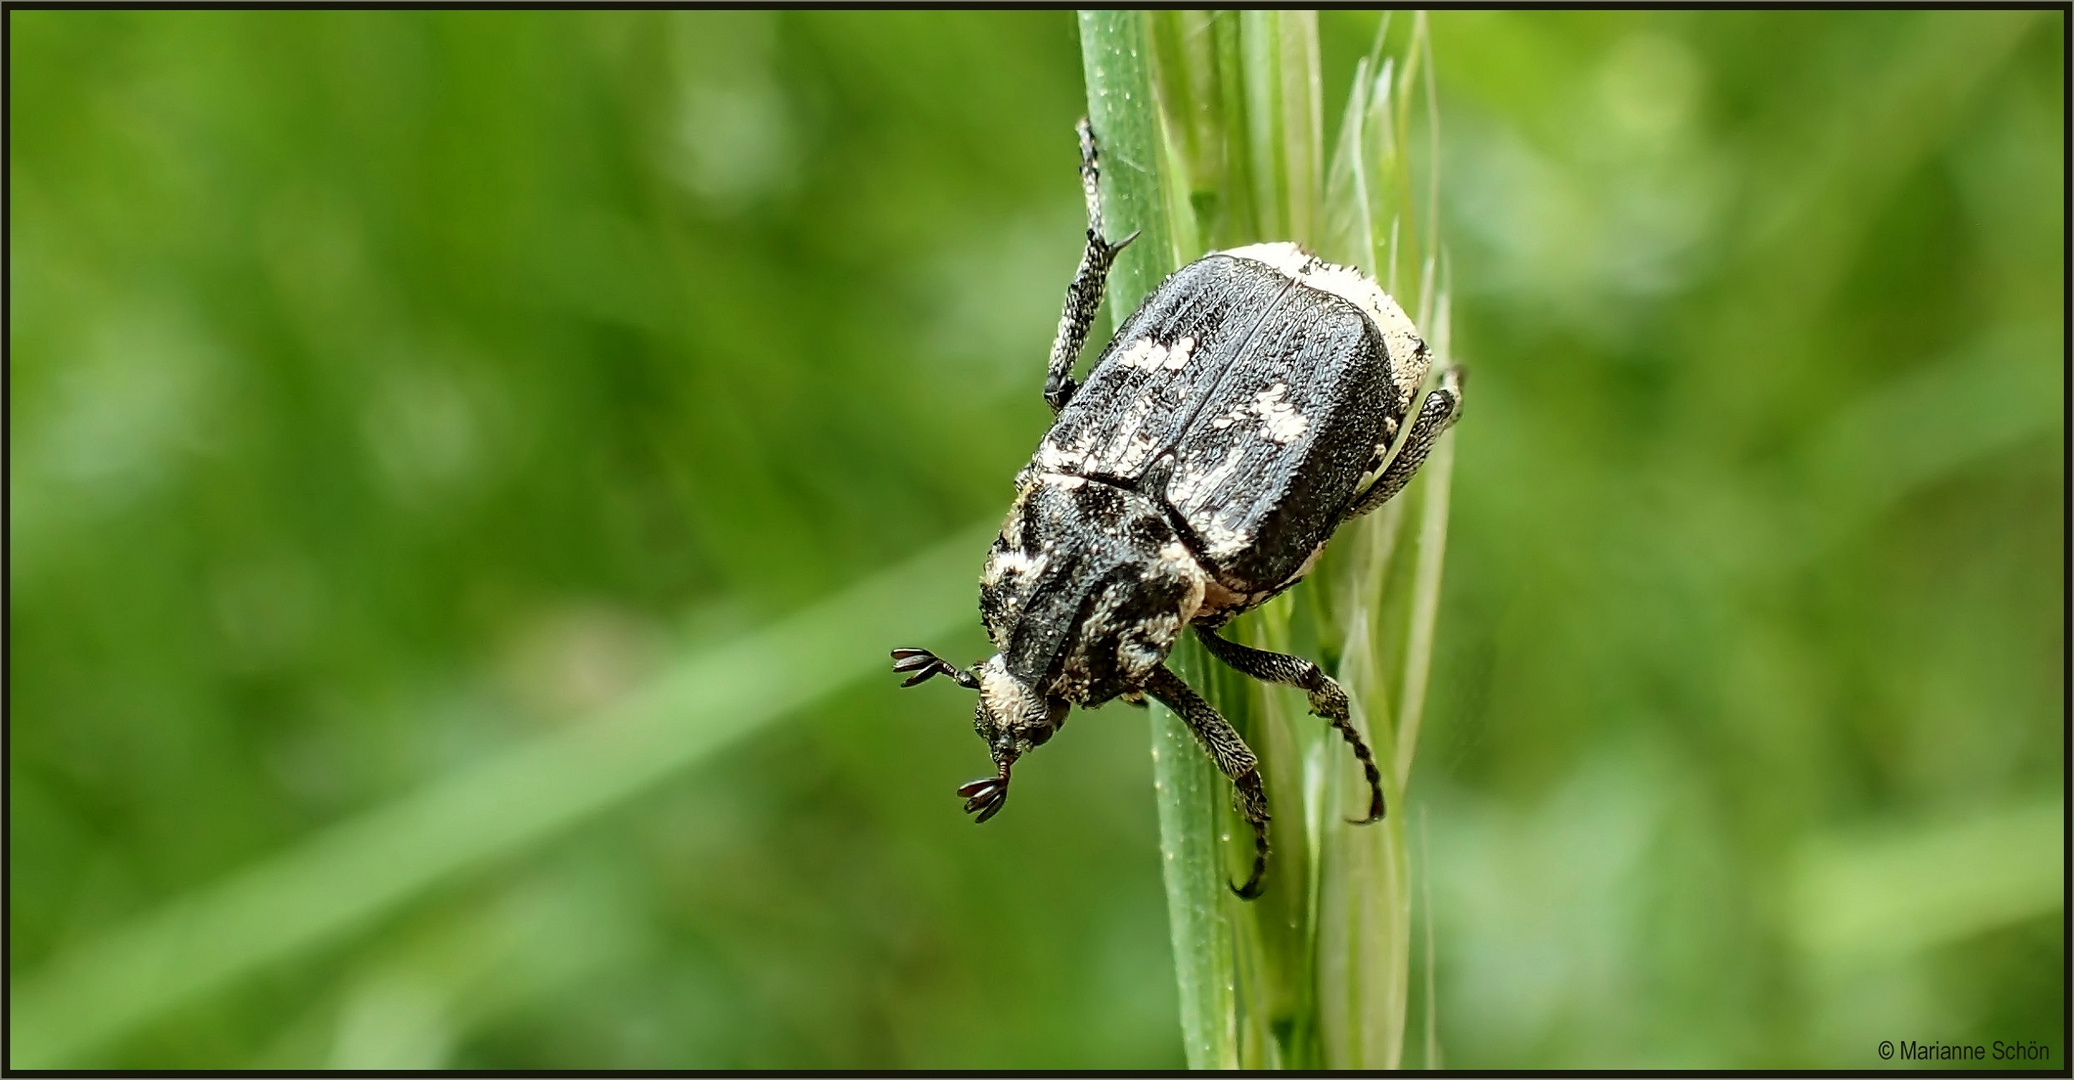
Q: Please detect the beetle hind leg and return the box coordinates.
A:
[1343,365,1465,522]
[1043,118,1139,415]
[1143,665,1273,900]
[1197,628,1386,825]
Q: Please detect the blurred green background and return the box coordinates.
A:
[8,10,2063,1069]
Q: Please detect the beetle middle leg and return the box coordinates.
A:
[1343,365,1465,521]
[1196,628,1386,825]
[1043,118,1139,415]
[1143,665,1272,900]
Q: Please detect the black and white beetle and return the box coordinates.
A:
[893,119,1463,900]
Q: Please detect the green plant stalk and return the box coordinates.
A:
[1080,10,1453,1069]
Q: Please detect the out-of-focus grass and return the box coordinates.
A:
[8,9,2063,1069]
[11,524,992,1067]
[1413,9,2062,1068]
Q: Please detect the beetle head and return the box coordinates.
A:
[957,654,1068,823]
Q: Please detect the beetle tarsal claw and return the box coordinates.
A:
[955,766,1011,823]
[891,647,977,689]
[1229,850,1269,899]
[890,647,937,677]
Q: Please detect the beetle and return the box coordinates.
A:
[893,119,1462,899]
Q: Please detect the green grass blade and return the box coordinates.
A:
[1079,9,1181,292]
[1079,11,1238,1068]
[1147,673,1243,1069]
[8,523,996,1068]
[1081,9,1455,1070]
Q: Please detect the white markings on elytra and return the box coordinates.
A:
[1168,443,1244,508]
[1115,335,1197,372]
[1250,383,1308,444]
[1037,440,1084,473]
[1113,433,1157,474]
[1164,337,1196,369]
[1220,241,1432,412]
[1113,337,1159,370]
[1221,241,1315,278]
[1095,392,1159,475]
[1039,421,1108,476]
[1204,383,1309,443]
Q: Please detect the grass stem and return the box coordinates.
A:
[1077,10,1455,1068]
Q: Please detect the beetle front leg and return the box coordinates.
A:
[1196,628,1385,824]
[1143,665,1272,900]
[889,647,980,689]
[1044,118,1138,415]
[1343,365,1465,521]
